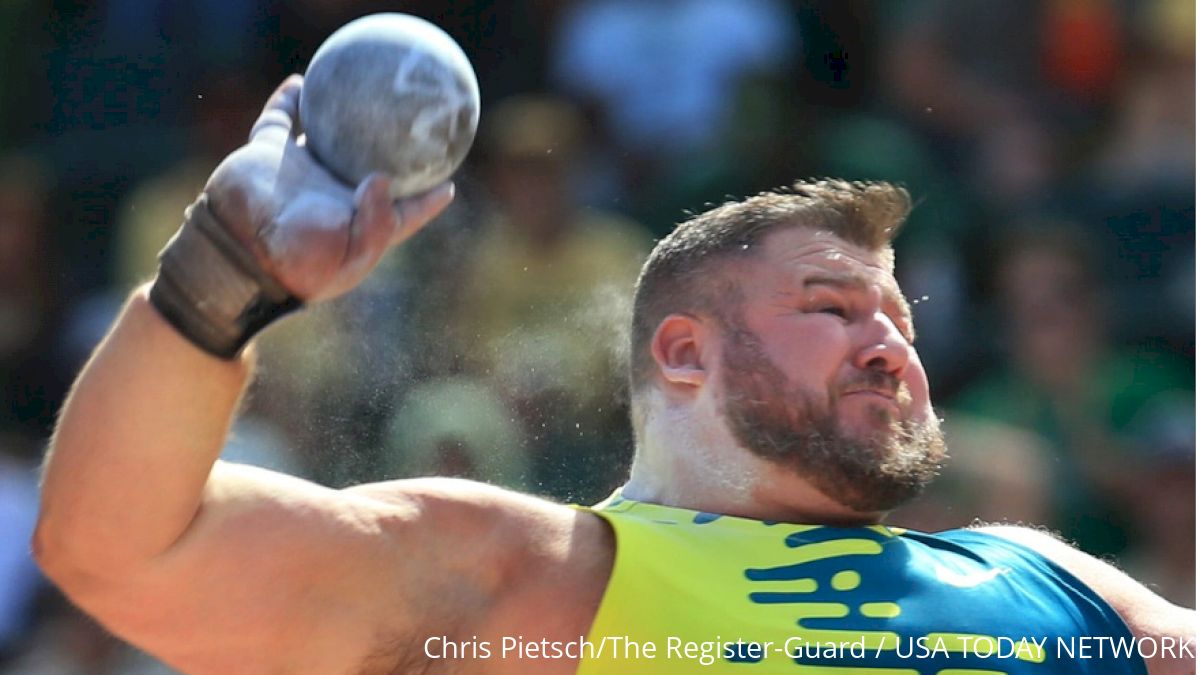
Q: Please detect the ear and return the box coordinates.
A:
[650,314,711,389]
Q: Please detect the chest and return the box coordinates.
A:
[577,521,1138,674]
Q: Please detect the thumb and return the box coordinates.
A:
[250,75,303,143]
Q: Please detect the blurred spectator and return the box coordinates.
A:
[621,70,814,240]
[886,0,1126,136]
[951,225,1190,558]
[383,377,531,488]
[228,302,365,484]
[1091,39,1192,194]
[884,0,1129,215]
[442,95,652,500]
[1121,395,1195,608]
[1080,0,1194,350]
[454,96,651,396]
[550,0,798,218]
[551,0,796,156]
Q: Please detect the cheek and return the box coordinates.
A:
[760,318,849,385]
[902,349,935,417]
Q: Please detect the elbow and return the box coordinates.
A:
[31,512,70,581]
[30,510,93,590]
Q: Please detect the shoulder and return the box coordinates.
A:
[344,476,599,530]
[345,476,614,585]
[347,477,616,659]
[975,525,1195,675]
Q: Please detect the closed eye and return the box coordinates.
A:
[815,306,848,319]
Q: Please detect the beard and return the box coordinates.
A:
[717,321,946,514]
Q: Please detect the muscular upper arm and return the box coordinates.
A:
[979,525,1195,675]
[61,465,565,674]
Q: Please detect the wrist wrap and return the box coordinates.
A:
[149,195,302,359]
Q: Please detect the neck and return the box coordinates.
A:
[625,389,883,526]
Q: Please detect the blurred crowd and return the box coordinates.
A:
[0,0,1194,671]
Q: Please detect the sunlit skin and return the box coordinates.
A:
[629,225,942,525]
[726,226,933,439]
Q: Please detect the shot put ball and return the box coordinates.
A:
[300,13,480,198]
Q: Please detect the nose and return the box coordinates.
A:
[852,312,911,376]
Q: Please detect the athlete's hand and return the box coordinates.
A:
[202,75,455,302]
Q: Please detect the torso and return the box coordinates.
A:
[575,493,1146,675]
[367,487,1144,675]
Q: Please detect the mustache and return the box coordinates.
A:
[840,370,901,396]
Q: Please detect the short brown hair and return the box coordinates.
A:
[629,179,912,393]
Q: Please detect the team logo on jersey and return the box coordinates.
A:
[934,564,1011,588]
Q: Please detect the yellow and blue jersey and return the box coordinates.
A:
[577,491,1146,674]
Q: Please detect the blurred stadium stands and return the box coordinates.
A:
[0,1,1192,670]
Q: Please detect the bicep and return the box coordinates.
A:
[71,465,493,673]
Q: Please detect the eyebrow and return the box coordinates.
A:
[803,273,870,292]
[802,273,916,341]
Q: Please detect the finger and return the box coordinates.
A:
[250,74,303,142]
[391,181,456,245]
[343,174,402,275]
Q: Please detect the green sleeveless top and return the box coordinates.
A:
[577,491,1146,674]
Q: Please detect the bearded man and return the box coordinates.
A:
[34,77,1192,675]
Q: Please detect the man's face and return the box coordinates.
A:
[714,227,945,513]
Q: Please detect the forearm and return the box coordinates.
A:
[35,284,254,575]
